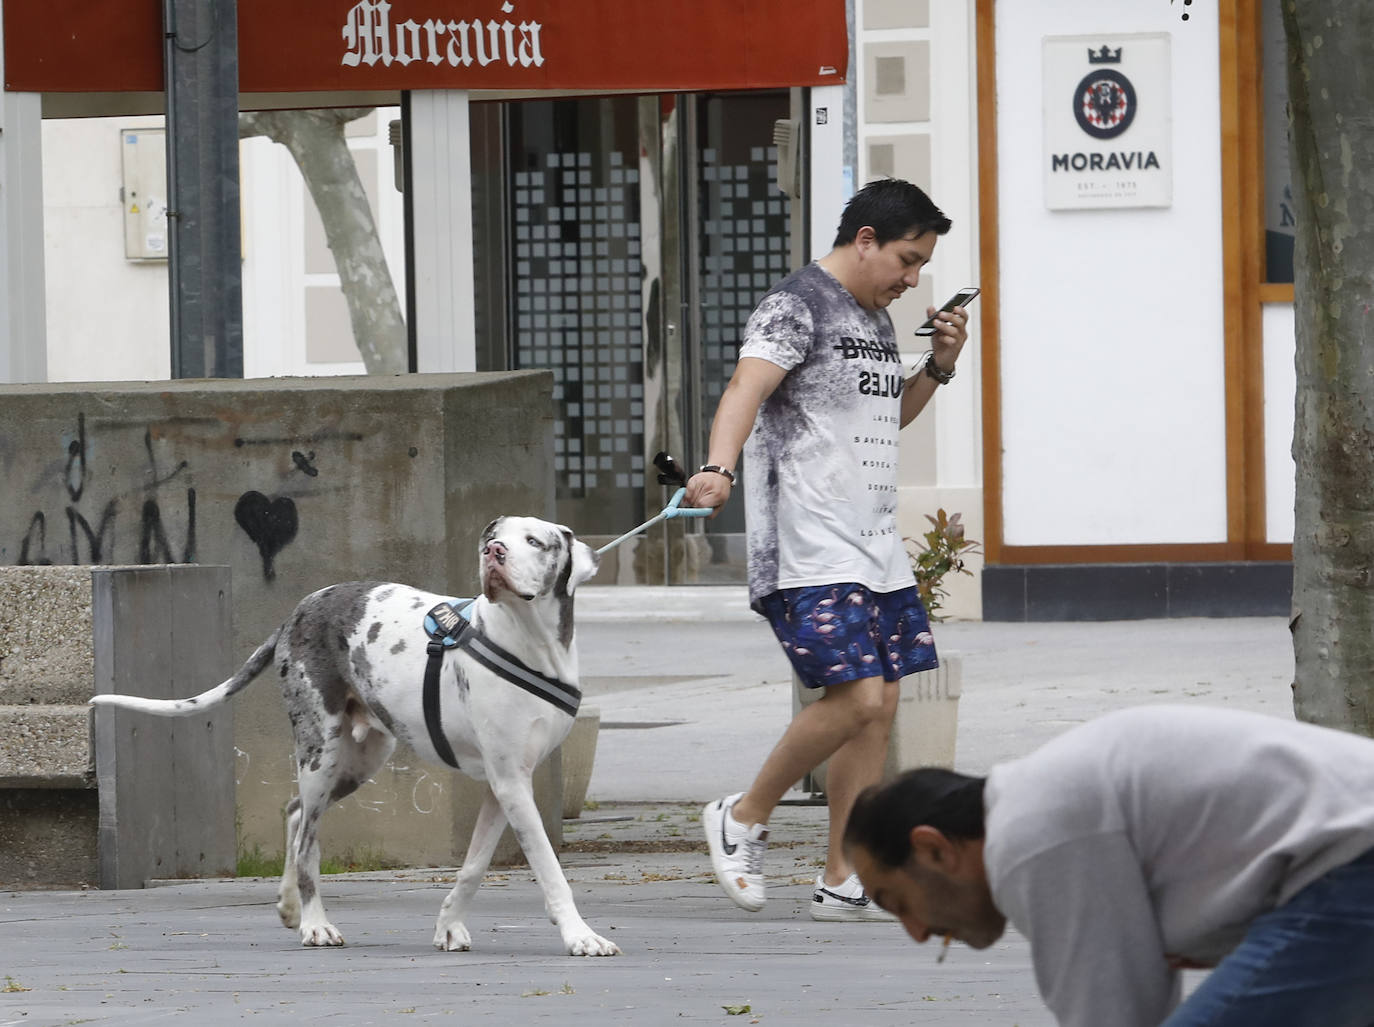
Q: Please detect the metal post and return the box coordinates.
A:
[0,2,48,384]
[163,0,243,378]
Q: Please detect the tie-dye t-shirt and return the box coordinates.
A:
[739,262,914,608]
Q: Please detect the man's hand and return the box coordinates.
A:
[926,303,970,373]
[685,469,733,517]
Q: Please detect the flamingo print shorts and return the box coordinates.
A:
[756,583,939,690]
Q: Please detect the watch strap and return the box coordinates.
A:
[923,354,956,385]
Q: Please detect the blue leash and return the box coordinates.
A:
[596,488,711,556]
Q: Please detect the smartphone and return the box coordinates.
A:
[914,286,980,336]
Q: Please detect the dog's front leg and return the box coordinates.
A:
[489,774,621,957]
[433,786,507,952]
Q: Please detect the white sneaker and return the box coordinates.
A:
[703,793,769,912]
[810,872,897,922]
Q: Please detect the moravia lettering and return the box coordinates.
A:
[1051,151,1161,172]
[342,0,546,70]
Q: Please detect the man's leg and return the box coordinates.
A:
[1161,848,1374,1027]
[704,674,892,912]
[819,678,898,886]
[731,675,892,830]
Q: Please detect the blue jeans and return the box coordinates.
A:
[1162,846,1374,1026]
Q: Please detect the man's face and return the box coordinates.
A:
[851,841,1007,953]
[854,229,939,310]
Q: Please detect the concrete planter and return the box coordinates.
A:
[793,653,962,794]
[561,704,601,819]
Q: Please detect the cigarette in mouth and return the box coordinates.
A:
[937,933,952,963]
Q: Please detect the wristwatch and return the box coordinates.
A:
[699,464,736,485]
[923,353,956,385]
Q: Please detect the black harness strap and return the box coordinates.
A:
[421,601,582,768]
[423,638,461,768]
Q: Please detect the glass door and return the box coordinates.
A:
[673,90,797,584]
[502,97,650,546]
[473,90,797,585]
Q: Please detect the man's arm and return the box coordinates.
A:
[900,303,970,428]
[683,356,787,512]
[993,834,1181,1027]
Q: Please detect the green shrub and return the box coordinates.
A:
[906,509,981,621]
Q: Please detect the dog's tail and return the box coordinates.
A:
[89,628,282,717]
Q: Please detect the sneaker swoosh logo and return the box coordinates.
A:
[719,806,738,856]
[816,887,870,907]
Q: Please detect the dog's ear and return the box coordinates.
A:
[479,518,501,545]
[558,527,600,594]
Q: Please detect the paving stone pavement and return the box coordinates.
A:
[0,587,1296,1025]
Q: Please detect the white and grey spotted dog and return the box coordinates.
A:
[91,516,619,957]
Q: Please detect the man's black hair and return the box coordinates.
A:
[844,767,987,868]
[832,178,953,248]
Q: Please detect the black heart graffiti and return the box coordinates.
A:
[234,491,299,582]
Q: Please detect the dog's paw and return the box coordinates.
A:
[566,932,621,957]
[299,922,345,947]
[434,923,472,952]
[276,899,301,929]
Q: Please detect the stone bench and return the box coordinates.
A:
[0,565,236,889]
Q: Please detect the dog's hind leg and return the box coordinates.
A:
[291,723,396,947]
[290,765,344,947]
[433,785,508,952]
[488,773,621,957]
[277,796,303,929]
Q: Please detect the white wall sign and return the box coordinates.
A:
[1043,33,1172,210]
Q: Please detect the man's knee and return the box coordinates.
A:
[823,677,898,731]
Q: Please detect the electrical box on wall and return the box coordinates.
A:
[120,128,168,261]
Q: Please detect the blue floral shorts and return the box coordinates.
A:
[756,583,939,689]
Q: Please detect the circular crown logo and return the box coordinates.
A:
[1073,68,1136,140]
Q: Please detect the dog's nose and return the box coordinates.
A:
[484,540,507,564]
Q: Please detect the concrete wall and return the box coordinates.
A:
[93,565,236,888]
[0,564,235,889]
[0,371,557,867]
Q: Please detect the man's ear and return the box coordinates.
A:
[854,224,879,255]
[909,825,956,872]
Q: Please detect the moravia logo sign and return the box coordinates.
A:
[341,0,546,70]
[1043,34,1172,210]
[1073,48,1136,139]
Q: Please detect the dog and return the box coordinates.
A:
[90,516,620,957]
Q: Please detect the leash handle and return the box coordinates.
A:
[663,486,713,520]
[596,488,711,556]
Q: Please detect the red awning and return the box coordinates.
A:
[4,0,848,95]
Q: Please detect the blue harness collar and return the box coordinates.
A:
[421,599,582,768]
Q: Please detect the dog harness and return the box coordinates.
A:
[421,599,582,768]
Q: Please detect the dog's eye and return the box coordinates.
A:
[525,535,545,549]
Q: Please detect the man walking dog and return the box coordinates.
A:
[844,705,1374,1026]
[684,178,972,920]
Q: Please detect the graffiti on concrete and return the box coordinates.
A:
[234,491,299,582]
[17,412,198,567]
[19,513,51,566]
[291,451,320,477]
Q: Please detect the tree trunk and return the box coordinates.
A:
[239,109,407,375]
[1285,1,1374,736]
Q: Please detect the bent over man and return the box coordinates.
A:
[845,705,1374,1026]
